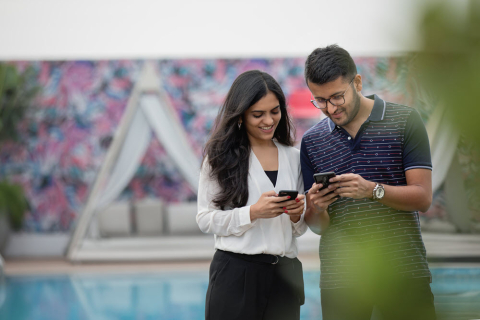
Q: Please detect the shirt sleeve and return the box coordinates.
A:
[291,152,308,237]
[196,161,257,237]
[300,137,316,193]
[403,109,433,171]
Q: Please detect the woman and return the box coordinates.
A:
[197,70,307,320]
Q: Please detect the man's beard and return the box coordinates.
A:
[331,92,361,127]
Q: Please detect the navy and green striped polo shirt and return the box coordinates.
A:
[301,94,432,289]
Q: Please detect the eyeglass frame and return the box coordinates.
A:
[310,76,356,110]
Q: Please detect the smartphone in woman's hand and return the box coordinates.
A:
[278,190,298,202]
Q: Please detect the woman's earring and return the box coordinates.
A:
[238,121,242,130]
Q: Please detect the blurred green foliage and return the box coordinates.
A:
[0,63,40,142]
[415,1,480,223]
[0,63,39,230]
[415,2,480,317]
[0,181,28,230]
[415,1,480,141]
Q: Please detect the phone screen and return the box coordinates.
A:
[313,172,336,190]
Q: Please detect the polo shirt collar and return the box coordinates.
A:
[327,94,386,133]
[366,94,386,121]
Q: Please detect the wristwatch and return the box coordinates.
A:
[372,183,385,200]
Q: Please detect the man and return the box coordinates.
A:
[301,45,436,320]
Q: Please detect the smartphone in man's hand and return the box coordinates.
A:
[313,172,336,190]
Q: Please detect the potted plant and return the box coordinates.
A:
[0,63,39,253]
[0,181,28,252]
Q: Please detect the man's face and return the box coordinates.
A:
[307,76,361,127]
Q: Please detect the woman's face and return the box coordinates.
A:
[243,91,282,145]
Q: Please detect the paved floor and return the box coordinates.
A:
[3,231,480,276]
[3,252,322,276]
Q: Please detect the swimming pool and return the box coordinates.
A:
[1,268,479,320]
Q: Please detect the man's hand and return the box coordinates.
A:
[329,173,375,199]
[304,182,337,234]
[307,182,339,214]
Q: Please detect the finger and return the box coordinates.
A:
[271,195,292,203]
[327,182,340,189]
[326,197,339,205]
[285,201,305,211]
[284,206,301,215]
[329,175,342,183]
[330,173,355,183]
[281,203,301,214]
[319,186,338,197]
[271,208,285,216]
[284,199,298,205]
[290,205,305,214]
[329,181,354,189]
[309,192,328,202]
[311,188,328,198]
[326,183,341,191]
[263,190,278,197]
[316,195,338,206]
[293,195,305,203]
[310,183,323,193]
[293,199,305,206]
[313,191,338,202]
[279,199,297,207]
[326,191,340,200]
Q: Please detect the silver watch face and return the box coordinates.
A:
[375,186,385,199]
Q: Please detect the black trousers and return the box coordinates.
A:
[205,250,305,320]
[321,277,436,320]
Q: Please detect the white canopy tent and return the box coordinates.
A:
[66,62,205,261]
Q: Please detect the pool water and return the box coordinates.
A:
[0,268,479,320]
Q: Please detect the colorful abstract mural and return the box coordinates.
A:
[0,57,464,232]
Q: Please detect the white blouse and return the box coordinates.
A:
[196,141,308,258]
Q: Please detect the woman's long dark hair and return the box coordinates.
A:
[203,70,295,210]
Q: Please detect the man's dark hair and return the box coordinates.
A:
[305,44,357,85]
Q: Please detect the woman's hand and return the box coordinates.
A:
[250,190,297,221]
[284,194,305,223]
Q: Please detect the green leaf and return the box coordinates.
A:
[0,180,28,230]
[0,63,41,144]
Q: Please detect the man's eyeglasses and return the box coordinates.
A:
[310,77,355,110]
